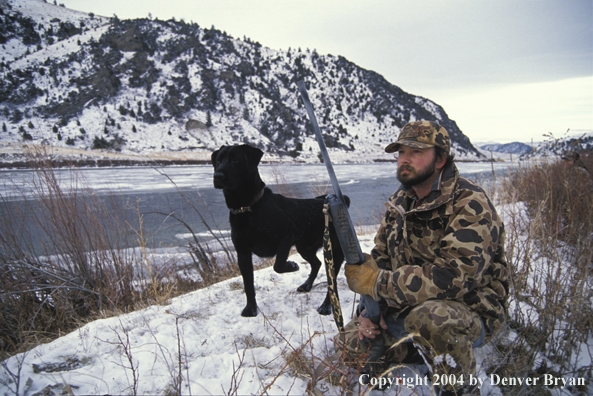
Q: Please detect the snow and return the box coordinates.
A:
[0,233,502,396]
[8,24,112,72]
[1,237,355,395]
[3,0,109,64]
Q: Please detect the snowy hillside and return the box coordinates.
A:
[0,0,485,164]
[0,0,109,66]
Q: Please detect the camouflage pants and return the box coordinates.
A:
[335,300,484,392]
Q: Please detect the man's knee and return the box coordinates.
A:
[403,301,482,388]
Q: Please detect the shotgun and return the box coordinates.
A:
[297,80,381,325]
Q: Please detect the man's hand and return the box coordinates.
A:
[358,309,388,340]
[345,254,382,300]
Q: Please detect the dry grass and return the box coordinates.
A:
[490,157,593,394]
[0,149,240,360]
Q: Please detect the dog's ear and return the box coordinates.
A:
[242,144,264,169]
[211,149,220,167]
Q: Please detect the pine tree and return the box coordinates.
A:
[206,111,212,127]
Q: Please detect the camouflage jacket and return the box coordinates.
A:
[371,163,509,338]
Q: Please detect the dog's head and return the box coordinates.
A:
[211,144,264,189]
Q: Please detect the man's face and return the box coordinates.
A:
[396,146,439,187]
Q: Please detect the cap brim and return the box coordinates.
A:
[385,140,434,153]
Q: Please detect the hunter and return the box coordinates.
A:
[341,121,509,396]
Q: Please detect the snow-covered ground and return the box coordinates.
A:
[0,233,506,396]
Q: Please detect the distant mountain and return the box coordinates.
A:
[479,142,534,155]
[0,0,485,163]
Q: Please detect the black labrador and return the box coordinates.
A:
[212,144,346,317]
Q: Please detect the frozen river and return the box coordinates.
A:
[0,161,517,253]
[0,161,512,199]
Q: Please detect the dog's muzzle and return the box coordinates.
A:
[213,171,226,188]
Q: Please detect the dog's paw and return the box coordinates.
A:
[297,281,313,293]
[317,303,332,316]
[274,260,300,274]
[241,305,258,317]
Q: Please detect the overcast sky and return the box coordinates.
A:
[64,0,592,144]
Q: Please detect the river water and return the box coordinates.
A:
[0,161,517,254]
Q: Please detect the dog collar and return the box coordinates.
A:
[229,188,265,215]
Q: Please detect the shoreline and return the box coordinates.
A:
[0,157,508,169]
[0,142,510,170]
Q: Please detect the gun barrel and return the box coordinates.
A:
[296,81,346,202]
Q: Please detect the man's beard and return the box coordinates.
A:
[397,159,437,188]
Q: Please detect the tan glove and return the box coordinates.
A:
[345,253,382,300]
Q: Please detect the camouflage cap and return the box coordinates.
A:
[385,121,450,154]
